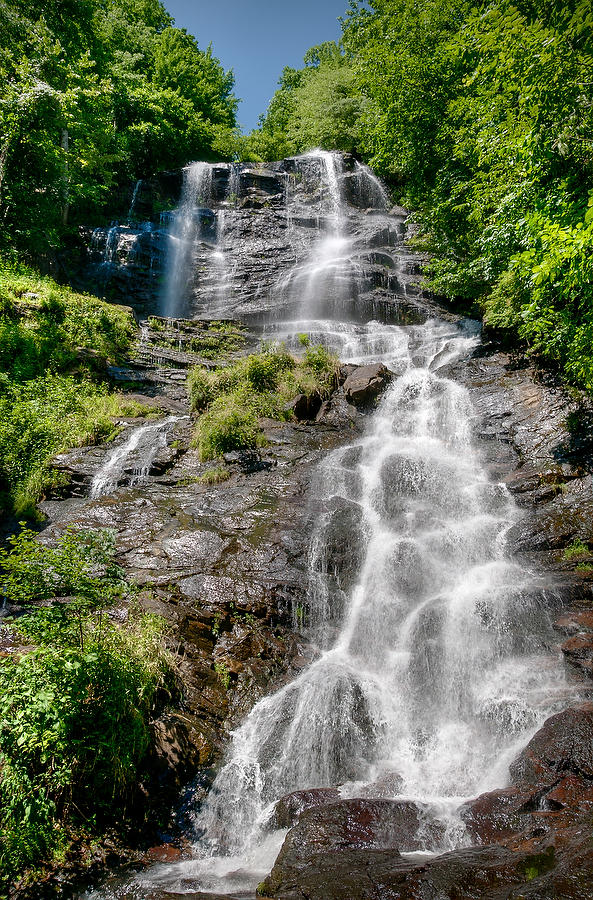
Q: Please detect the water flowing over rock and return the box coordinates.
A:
[66,151,593,900]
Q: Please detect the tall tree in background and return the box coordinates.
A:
[246,41,366,160]
[0,0,237,258]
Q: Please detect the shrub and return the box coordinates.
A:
[188,343,338,458]
[193,395,263,460]
[563,539,589,561]
[0,527,172,888]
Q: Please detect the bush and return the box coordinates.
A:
[0,527,172,888]
[193,395,263,460]
[0,265,146,518]
[187,343,338,458]
[0,376,147,517]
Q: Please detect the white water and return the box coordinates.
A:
[127,179,143,220]
[87,153,572,898]
[162,162,213,318]
[90,416,183,498]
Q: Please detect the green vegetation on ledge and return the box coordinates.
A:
[188,342,338,460]
[0,264,146,518]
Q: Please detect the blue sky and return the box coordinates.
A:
[162,0,348,132]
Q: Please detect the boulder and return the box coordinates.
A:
[286,391,322,421]
[259,841,545,900]
[315,393,359,430]
[342,363,392,407]
[509,703,593,786]
[271,788,341,829]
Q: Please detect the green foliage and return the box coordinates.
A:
[188,344,338,460]
[213,661,231,690]
[0,526,172,887]
[333,0,593,390]
[243,42,366,159]
[197,466,230,485]
[0,0,237,258]
[193,396,263,461]
[563,539,590,560]
[0,264,145,517]
[0,526,125,607]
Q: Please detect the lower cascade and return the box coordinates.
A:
[84,152,577,899]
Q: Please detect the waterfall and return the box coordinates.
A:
[127,179,143,221]
[162,162,213,318]
[90,153,570,897]
[355,160,389,210]
[90,416,183,498]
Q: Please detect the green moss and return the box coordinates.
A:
[178,466,230,486]
[563,539,590,560]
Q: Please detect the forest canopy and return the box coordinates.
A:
[246,0,593,390]
[0,0,237,258]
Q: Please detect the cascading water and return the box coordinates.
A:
[90,416,183,498]
[162,162,213,318]
[87,152,573,898]
[127,179,143,221]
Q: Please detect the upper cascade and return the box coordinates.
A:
[84,151,415,325]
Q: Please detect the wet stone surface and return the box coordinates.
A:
[29,154,593,900]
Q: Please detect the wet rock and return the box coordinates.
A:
[312,495,367,595]
[560,633,593,675]
[342,363,392,407]
[358,771,404,798]
[222,449,275,472]
[554,610,593,635]
[286,392,322,421]
[268,798,435,874]
[315,392,359,430]
[461,784,537,844]
[271,788,341,829]
[509,703,593,786]
[149,713,217,798]
[260,841,541,900]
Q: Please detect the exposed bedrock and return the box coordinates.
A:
[33,153,593,899]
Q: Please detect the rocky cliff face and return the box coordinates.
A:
[82,155,437,326]
[31,154,593,900]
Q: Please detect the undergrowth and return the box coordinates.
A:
[0,262,145,518]
[0,527,173,891]
[187,341,337,460]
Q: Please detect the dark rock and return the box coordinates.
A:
[315,392,359,430]
[149,713,217,797]
[222,449,274,472]
[342,363,392,407]
[358,771,404,798]
[271,788,341,829]
[461,784,537,844]
[259,841,545,900]
[509,703,593,786]
[267,798,439,880]
[560,633,593,675]
[554,610,593,635]
[312,495,367,595]
[286,392,322,421]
